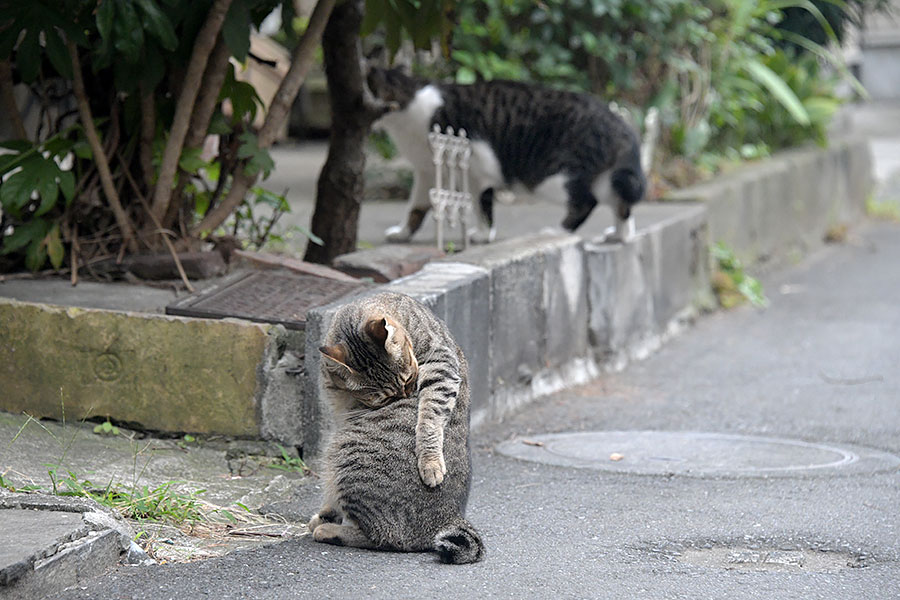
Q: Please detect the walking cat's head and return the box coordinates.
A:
[366,66,420,111]
[319,315,419,408]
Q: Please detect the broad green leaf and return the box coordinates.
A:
[113,1,145,64]
[43,136,75,158]
[58,170,75,203]
[96,0,116,41]
[361,0,387,36]
[136,0,178,51]
[25,237,48,272]
[223,0,251,62]
[743,59,809,126]
[0,140,32,152]
[44,27,73,79]
[34,171,60,217]
[1,218,49,255]
[46,224,65,269]
[0,169,34,214]
[179,148,207,173]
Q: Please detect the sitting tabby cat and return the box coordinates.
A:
[367,67,645,244]
[309,292,485,564]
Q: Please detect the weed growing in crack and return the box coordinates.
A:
[711,242,768,309]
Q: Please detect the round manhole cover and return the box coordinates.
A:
[496,431,900,477]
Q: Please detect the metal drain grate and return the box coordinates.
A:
[166,271,365,330]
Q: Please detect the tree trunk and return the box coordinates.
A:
[150,0,233,223]
[303,0,375,264]
[68,41,138,253]
[191,0,336,237]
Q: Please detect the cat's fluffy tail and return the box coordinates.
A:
[434,520,485,564]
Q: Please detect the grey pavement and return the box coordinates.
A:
[51,221,900,599]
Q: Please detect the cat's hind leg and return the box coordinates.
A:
[607,165,645,242]
[561,177,598,232]
[312,520,377,549]
[468,188,497,244]
[385,170,432,242]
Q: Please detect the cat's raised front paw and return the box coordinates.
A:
[385,224,411,243]
[418,453,447,487]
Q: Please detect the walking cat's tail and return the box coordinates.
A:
[434,520,485,564]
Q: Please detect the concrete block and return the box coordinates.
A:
[649,204,710,329]
[386,262,492,417]
[331,244,444,282]
[256,328,307,447]
[450,236,552,394]
[542,236,589,370]
[585,237,655,362]
[0,299,270,437]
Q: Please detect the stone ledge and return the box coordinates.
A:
[302,205,710,455]
[664,137,873,268]
[0,299,307,446]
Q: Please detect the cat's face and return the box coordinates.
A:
[366,67,417,109]
[319,316,418,408]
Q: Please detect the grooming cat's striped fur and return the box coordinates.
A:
[311,292,484,564]
[367,68,645,244]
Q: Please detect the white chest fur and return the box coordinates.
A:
[374,85,444,170]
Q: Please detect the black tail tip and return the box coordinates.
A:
[434,526,485,564]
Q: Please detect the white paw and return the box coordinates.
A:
[469,226,496,244]
[540,225,565,236]
[385,224,411,243]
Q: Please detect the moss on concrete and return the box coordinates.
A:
[0,299,270,436]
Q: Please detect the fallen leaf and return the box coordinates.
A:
[521,439,545,447]
[609,453,625,461]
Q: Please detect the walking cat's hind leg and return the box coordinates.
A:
[469,188,496,244]
[561,178,598,232]
[385,170,431,242]
[312,521,377,549]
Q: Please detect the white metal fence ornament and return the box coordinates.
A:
[428,124,473,251]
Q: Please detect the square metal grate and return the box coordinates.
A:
[165,271,365,330]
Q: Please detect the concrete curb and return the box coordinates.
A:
[0,300,308,447]
[0,138,874,457]
[301,203,711,457]
[0,491,150,599]
[665,137,874,268]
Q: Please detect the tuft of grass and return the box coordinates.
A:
[866,196,900,222]
[93,420,120,436]
[711,242,768,309]
[266,444,309,475]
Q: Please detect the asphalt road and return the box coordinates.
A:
[62,222,900,599]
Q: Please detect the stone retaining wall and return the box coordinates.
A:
[0,138,873,456]
[301,203,711,457]
[666,137,873,268]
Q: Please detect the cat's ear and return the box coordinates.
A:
[364,317,404,350]
[319,343,353,371]
[364,317,390,347]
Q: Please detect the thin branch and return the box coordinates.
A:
[0,59,27,139]
[118,150,195,293]
[192,0,337,236]
[67,40,138,253]
[150,0,234,223]
[70,223,79,287]
[139,86,156,191]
